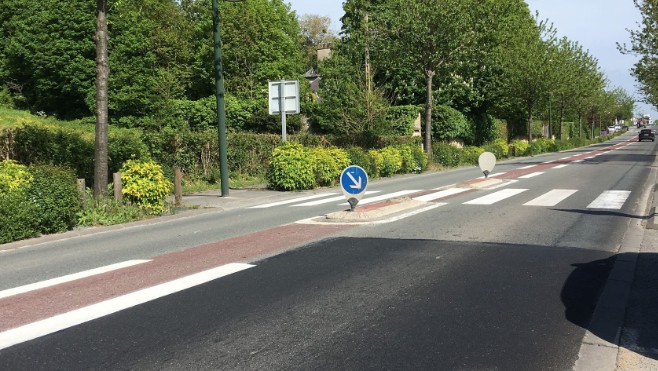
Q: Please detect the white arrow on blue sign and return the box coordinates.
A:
[340,165,368,200]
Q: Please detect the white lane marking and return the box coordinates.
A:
[486,179,518,190]
[542,160,553,164]
[518,172,544,179]
[0,260,151,300]
[560,157,571,160]
[339,190,421,206]
[518,165,535,170]
[523,189,578,206]
[250,193,338,208]
[553,164,569,169]
[413,188,468,202]
[463,188,528,205]
[0,263,255,351]
[573,159,584,163]
[293,191,380,206]
[477,171,507,179]
[587,191,631,209]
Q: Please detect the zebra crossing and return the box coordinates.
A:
[250,186,633,210]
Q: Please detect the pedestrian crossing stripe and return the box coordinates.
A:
[251,187,632,210]
[463,188,528,205]
[523,189,578,206]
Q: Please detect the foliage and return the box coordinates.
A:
[385,105,421,136]
[0,189,40,244]
[461,146,485,165]
[509,139,529,157]
[621,0,658,107]
[27,164,81,233]
[77,190,146,226]
[482,138,509,159]
[120,159,172,215]
[378,147,403,177]
[311,146,350,186]
[431,105,472,142]
[0,159,32,194]
[347,146,375,175]
[267,142,316,191]
[432,143,461,167]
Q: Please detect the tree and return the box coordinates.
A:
[620,0,658,107]
[381,0,478,158]
[94,0,109,197]
[299,14,337,69]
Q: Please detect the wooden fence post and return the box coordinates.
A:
[113,172,122,202]
[174,167,182,207]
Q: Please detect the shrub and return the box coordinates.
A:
[385,105,421,136]
[410,144,428,172]
[367,149,384,178]
[483,139,509,159]
[432,105,471,142]
[120,159,173,215]
[398,145,416,173]
[0,160,32,194]
[347,147,374,175]
[27,164,81,234]
[77,190,146,226]
[461,146,485,165]
[0,191,40,244]
[554,139,574,151]
[379,147,403,176]
[433,143,460,167]
[267,142,316,191]
[311,146,350,186]
[509,139,529,157]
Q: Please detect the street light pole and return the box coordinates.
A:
[212,0,243,197]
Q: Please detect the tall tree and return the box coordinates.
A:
[299,14,337,69]
[94,0,109,196]
[382,0,478,158]
[620,0,658,108]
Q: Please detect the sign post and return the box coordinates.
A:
[340,165,368,211]
[268,80,300,142]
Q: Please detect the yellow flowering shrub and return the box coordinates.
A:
[120,159,172,215]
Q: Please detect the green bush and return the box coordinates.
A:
[120,159,173,215]
[385,105,421,136]
[27,164,81,234]
[311,146,350,186]
[433,143,460,167]
[77,190,146,226]
[347,147,374,175]
[509,139,529,157]
[482,139,509,159]
[0,160,33,194]
[410,144,428,172]
[398,145,415,173]
[367,149,384,178]
[0,190,40,244]
[554,139,574,151]
[378,147,403,176]
[267,142,316,191]
[461,146,485,165]
[432,105,472,142]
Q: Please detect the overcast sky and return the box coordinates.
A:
[286,0,655,120]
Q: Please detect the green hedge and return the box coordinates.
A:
[0,163,80,243]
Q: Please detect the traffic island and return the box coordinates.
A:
[324,197,430,223]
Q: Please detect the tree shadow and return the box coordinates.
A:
[561,253,658,361]
[554,208,651,220]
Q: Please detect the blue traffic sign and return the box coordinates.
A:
[340,165,368,200]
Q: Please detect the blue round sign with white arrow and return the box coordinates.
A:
[340,165,368,200]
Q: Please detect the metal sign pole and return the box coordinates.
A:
[278,81,287,142]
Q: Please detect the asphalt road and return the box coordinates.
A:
[0,130,656,370]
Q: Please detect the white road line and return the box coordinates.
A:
[523,189,578,206]
[518,165,535,170]
[573,159,584,163]
[477,172,507,179]
[340,190,421,206]
[518,172,544,179]
[0,263,255,351]
[587,190,631,209]
[250,193,338,208]
[293,191,380,206]
[0,260,151,300]
[463,188,528,205]
[553,164,569,169]
[413,188,468,202]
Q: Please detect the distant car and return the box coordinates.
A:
[639,129,655,142]
[608,125,616,133]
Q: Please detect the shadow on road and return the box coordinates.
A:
[561,253,658,361]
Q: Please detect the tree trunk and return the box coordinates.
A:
[94,0,109,197]
[559,96,565,139]
[424,70,435,160]
[527,100,533,141]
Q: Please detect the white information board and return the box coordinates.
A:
[268,80,300,114]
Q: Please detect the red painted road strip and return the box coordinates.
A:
[0,223,352,332]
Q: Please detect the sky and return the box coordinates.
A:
[286,0,656,121]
